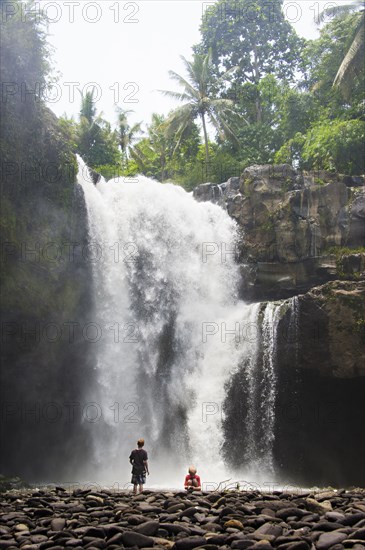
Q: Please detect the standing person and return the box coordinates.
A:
[184,465,201,491]
[129,438,149,494]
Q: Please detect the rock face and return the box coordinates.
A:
[194,165,365,486]
[193,165,365,301]
[272,280,365,486]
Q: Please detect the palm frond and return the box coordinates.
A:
[157,89,194,103]
[168,69,199,99]
[333,18,365,95]
[317,0,363,24]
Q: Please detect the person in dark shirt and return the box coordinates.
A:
[184,465,201,491]
[129,438,149,494]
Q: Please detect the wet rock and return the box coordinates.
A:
[160,523,191,535]
[224,520,244,530]
[122,530,155,547]
[305,499,333,515]
[352,529,365,540]
[251,541,273,550]
[316,531,348,549]
[342,514,365,527]
[152,537,175,549]
[135,521,160,536]
[174,536,207,550]
[231,541,256,550]
[276,509,308,520]
[30,534,49,543]
[50,518,66,531]
[15,523,29,531]
[83,527,106,539]
[325,513,346,523]
[254,523,283,537]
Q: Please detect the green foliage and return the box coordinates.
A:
[198,0,304,126]
[274,133,306,167]
[275,119,365,174]
[161,50,242,164]
[130,113,201,185]
[304,11,365,109]
[76,90,121,170]
[199,0,303,81]
[317,1,364,98]
[301,119,365,173]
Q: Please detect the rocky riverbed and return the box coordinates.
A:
[1,488,365,550]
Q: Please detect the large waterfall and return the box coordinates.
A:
[77,158,294,489]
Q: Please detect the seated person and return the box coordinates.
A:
[184,465,201,491]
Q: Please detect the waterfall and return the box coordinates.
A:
[77,157,299,487]
[77,158,251,485]
[235,302,281,477]
[233,297,299,479]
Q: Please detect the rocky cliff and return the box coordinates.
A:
[194,164,365,301]
[0,107,95,481]
[195,165,365,486]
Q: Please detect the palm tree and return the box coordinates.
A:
[318,0,364,97]
[116,108,143,158]
[130,114,171,181]
[160,50,243,165]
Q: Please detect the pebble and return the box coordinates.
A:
[0,487,364,550]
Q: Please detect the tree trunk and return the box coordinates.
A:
[201,112,210,167]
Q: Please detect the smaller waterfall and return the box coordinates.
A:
[224,296,300,479]
[241,302,281,475]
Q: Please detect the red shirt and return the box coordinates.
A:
[184,474,201,487]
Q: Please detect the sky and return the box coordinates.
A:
[42,0,344,128]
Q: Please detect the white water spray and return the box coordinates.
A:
[77,158,283,487]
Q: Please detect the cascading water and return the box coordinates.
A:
[77,157,287,487]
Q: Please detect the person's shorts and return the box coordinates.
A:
[131,473,146,485]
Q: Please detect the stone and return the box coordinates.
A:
[276,542,310,550]
[325,513,346,523]
[231,541,256,550]
[223,520,244,530]
[151,538,175,549]
[342,514,365,527]
[85,495,104,505]
[316,532,348,549]
[352,529,365,541]
[84,539,107,549]
[128,515,152,525]
[315,492,337,502]
[135,521,160,536]
[254,523,283,537]
[312,522,344,532]
[160,523,191,535]
[83,527,105,539]
[15,524,29,531]
[252,541,273,550]
[174,537,207,550]
[50,518,66,531]
[276,509,308,520]
[122,531,155,548]
[306,499,333,515]
[30,534,49,543]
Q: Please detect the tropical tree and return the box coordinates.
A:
[318,0,364,97]
[198,0,304,123]
[76,89,121,171]
[160,50,242,165]
[116,108,143,158]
